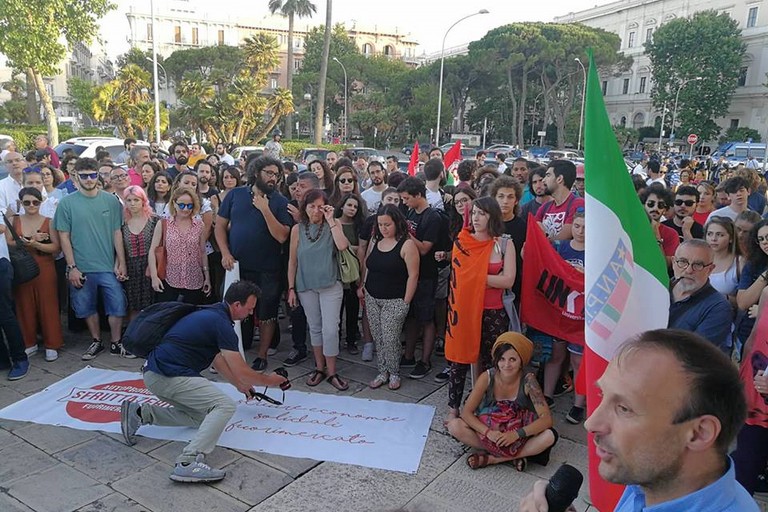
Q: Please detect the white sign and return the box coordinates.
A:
[0,368,435,474]
[537,131,547,137]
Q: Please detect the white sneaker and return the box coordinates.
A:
[44,349,58,362]
[24,346,38,357]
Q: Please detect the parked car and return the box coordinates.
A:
[711,141,766,166]
[540,150,581,166]
[527,146,552,159]
[54,137,150,164]
[232,146,264,160]
[296,147,331,164]
[350,147,380,160]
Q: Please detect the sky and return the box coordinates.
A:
[99,0,617,60]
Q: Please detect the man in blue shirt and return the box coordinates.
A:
[668,240,733,353]
[520,329,755,511]
[120,281,287,483]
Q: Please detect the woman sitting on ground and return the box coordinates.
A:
[447,332,557,470]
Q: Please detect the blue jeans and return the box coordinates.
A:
[0,258,27,366]
[69,271,127,318]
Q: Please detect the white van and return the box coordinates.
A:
[711,141,766,166]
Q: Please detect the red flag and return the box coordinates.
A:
[520,215,585,345]
[407,141,419,176]
[443,140,462,169]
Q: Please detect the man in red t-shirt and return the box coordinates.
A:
[534,160,585,240]
[640,183,679,267]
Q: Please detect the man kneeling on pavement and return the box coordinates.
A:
[120,280,288,483]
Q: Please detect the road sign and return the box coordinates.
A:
[537,131,547,137]
[687,134,699,145]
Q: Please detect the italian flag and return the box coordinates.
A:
[583,51,669,509]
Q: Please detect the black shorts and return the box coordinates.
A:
[240,270,282,321]
[408,278,436,323]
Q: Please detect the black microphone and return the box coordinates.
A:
[545,464,584,512]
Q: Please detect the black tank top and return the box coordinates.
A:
[365,237,408,299]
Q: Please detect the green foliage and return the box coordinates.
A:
[719,126,762,144]
[281,140,345,157]
[0,124,112,151]
[67,77,97,120]
[613,125,639,148]
[116,47,165,86]
[646,10,746,141]
[0,75,27,123]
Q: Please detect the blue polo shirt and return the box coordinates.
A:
[615,457,757,512]
[145,302,238,378]
[668,282,733,354]
[217,186,292,273]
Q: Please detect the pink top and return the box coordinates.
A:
[483,260,504,309]
[164,217,204,290]
[127,168,144,187]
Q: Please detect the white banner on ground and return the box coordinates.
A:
[222,261,244,359]
[0,368,434,474]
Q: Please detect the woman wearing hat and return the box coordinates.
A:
[446,332,558,470]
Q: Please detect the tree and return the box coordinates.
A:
[314,0,333,144]
[117,47,165,86]
[67,77,97,122]
[719,126,761,144]
[646,10,746,142]
[0,76,27,123]
[268,0,317,139]
[0,0,114,145]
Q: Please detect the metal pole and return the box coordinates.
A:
[671,77,702,146]
[435,10,489,147]
[482,117,487,149]
[657,101,667,152]
[150,0,161,144]
[575,58,587,152]
[332,58,347,144]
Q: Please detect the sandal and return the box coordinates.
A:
[467,452,490,470]
[388,375,401,390]
[509,457,528,472]
[327,374,349,391]
[306,369,326,387]
[369,374,388,389]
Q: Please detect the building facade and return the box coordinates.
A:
[555,0,768,143]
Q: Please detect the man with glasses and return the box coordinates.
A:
[0,152,26,215]
[640,184,679,266]
[109,166,130,204]
[663,185,705,243]
[215,156,292,372]
[669,240,732,353]
[166,142,191,181]
[53,158,130,360]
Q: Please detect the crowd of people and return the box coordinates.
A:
[2,136,768,502]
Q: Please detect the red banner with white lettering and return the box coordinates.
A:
[520,215,585,345]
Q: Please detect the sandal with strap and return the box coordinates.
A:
[509,457,528,472]
[467,452,490,470]
[327,374,349,391]
[306,369,326,387]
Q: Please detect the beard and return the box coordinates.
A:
[176,155,189,165]
[199,176,209,184]
[255,176,275,194]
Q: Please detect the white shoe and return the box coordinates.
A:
[25,346,38,357]
[44,349,58,362]
[267,347,278,356]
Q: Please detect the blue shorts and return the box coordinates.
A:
[69,272,127,318]
[567,342,584,355]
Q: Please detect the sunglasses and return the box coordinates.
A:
[78,172,99,180]
[175,202,194,210]
[22,199,41,207]
[247,367,291,405]
[674,199,695,207]
[339,178,355,184]
[645,200,666,209]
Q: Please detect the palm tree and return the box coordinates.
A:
[254,87,294,142]
[315,0,332,145]
[268,0,316,139]
[242,34,280,77]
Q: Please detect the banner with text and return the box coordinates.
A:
[0,368,434,474]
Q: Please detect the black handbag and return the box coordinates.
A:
[3,213,40,287]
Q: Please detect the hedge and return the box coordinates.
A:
[0,124,113,152]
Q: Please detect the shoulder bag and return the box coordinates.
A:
[3,213,40,287]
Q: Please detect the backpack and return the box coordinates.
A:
[122,302,204,358]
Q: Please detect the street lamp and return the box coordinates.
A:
[304,92,313,140]
[145,57,168,91]
[435,9,489,146]
[575,57,587,152]
[332,57,348,144]
[670,76,703,143]
[149,0,161,144]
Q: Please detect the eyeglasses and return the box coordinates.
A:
[673,258,712,272]
[674,199,695,207]
[6,158,24,164]
[78,172,99,180]
[175,202,194,210]
[757,236,768,243]
[111,173,128,181]
[261,170,279,178]
[455,197,471,205]
[645,200,666,209]
[247,367,290,405]
[339,178,355,184]
[22,199,41,207]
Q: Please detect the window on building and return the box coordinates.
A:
[218,30,225,45]
[620,116,627,127]
[294,59,302,70]
[384,45,394,56]
[628,31,636,48]
[294,38,302,49]
[602,80,608,96]
[738,66,748,86]
[362,43,373,56]
[147,23,153,42]
[270,78,278,89]
[639,76,647,93]
[174,26,181,43]
[623,78,630,94]
[192,27,199,45]
[747,7,758,28]
[730,119,740,129]
[645,28,653,42]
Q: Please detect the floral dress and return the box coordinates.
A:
[477,369,537,458]
[122,216,158,311]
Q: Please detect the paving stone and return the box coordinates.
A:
[102,430,171,453]
[148,440,241,468]
[7,463,110,512]
[237,449,320,479]
[0,493,34,512]
[524,437,589,481]
[391,377,445,401]
[334,361,380,385]
[112,462,250,512]
[0,441,57,485]
[212,457,293,505]
[14,423,97,454]
[288,375,367,397]
[7,367,64,395]
[0,385,27,408]
[0,424,22,448]
[76,492,148,512]
[57,436,155,484]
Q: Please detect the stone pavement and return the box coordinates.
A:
[0,318,765,512]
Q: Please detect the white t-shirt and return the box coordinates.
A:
[426,187,444,210]
[361,187,383,215]
[706,205,741,224]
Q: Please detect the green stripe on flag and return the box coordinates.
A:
[584,51,668,286]
[603,304,621,323]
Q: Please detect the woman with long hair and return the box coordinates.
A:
[122,185,158,320]
[148,187,211,304]
[210,166,241,214]
[693,181,716,226]
[287,189,350,391]
[359,204,419,390]
[310,159,335,196]
[736,219,768,360]
[444,196,516,423]
[334,193,367,354]
[141,161,161,188]
[147,170,172,216]
[329,166,360,207]
[447,333,556,470]
[706,216,743,300]
[5,187,63,361]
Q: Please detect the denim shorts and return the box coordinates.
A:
[69,272,127,318]
[241,270,282,321]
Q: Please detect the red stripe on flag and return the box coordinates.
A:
[407,141,420,176]
[443,140,462,169]
[608,276,630,311]
[590,319,613,340]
